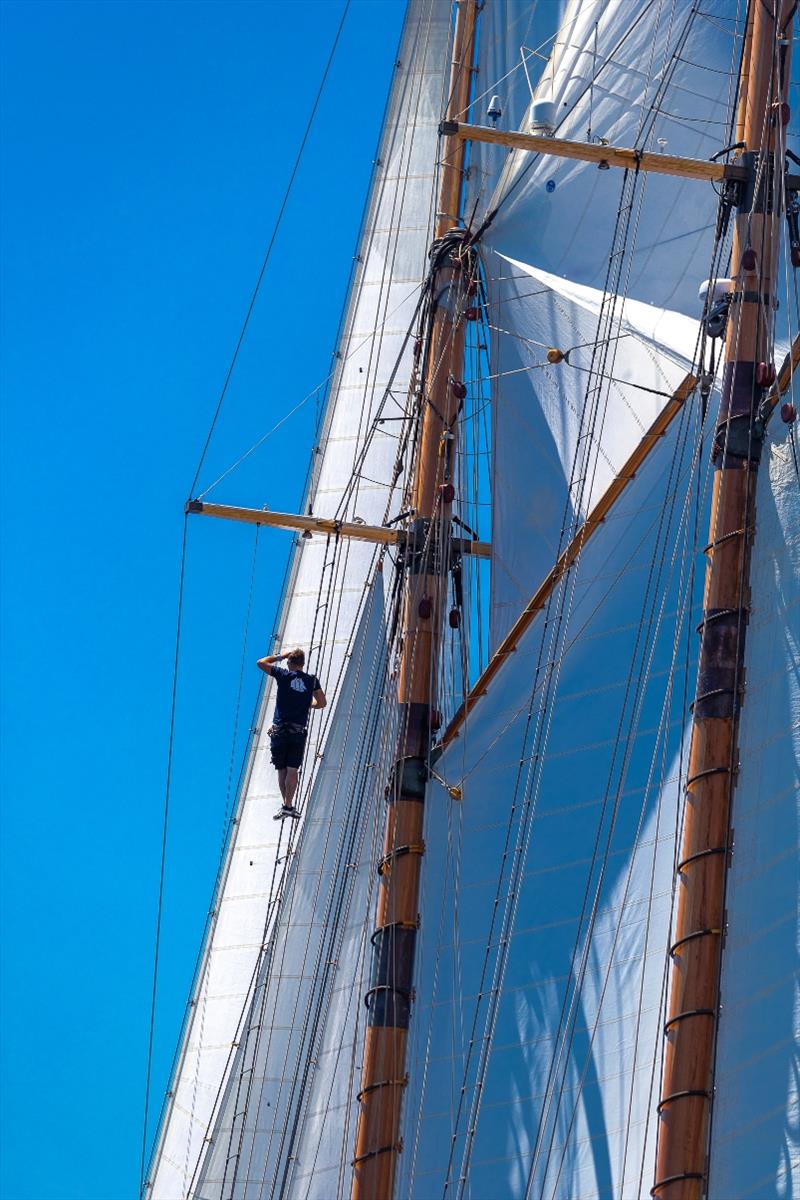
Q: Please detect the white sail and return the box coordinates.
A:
[400,407,703,1197]
[707,438,800,1199]
[147,2,452,1193]
[194,578,391,1199]
[468,0,739,646]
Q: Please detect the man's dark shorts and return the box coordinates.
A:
[270,723,307,770]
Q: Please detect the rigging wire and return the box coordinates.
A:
[188,0,351,499]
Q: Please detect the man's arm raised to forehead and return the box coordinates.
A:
[257,652,289,675]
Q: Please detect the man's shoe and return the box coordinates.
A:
[273,804,301,821]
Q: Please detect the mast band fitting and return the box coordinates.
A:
[651,1172,705,1195]
[377,843,425,876]
[656,1088,711,1114]
[356,1075,408,1102]
[703,529,748,555]
[388,756,428,801]
[370,920,418,941]
[715,361,766,462]
[728,290,778,307]
[352,1140,403,1167]
[402,516,443,575]
[695,606,741,633]
[685,766,731,789]
[670,928,721,956]
[663,1008,716,1034]
[692,608,747,718]
[677,846,727,873]
[367,924,417,1028]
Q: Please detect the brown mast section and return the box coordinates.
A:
[351,2,478,1196]
[653,4,794,1197]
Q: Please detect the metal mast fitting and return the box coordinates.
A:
[350,2,479,1196]
[653,4,794,1198]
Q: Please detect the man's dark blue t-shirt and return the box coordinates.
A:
[270,665,321,728]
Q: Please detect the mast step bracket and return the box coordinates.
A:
[352,1139,403,1167]
[651,1172,705,1196]
[664,1008,716,1034]
[670,927,721,956]
[677,845,728,873]
[657,1088,711,1114]
[357,1074,408,1102]
[377,843,426,876]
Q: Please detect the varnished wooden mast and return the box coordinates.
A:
[350,2,479,1196]
[653,4,793,1197]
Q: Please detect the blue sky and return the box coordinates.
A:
[0,2,406,1195]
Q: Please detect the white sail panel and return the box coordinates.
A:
[400,407,701,1198]
[708,436,800,1199]
[147,2,453,1193]
[470,0,740,646]
[195,578,390,1200]
[487,257,696,646]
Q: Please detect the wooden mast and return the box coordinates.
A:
[653,4,794,1197]
[350,2,478,1196]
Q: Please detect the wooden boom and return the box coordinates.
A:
[184,499,490,557]
[442,119,800,189]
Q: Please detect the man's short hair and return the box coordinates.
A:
[286,647,305,665]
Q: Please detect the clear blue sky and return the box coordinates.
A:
[0,2,405,1196]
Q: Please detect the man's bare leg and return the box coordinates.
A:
[277,768,287,802]
[284,767,299,808]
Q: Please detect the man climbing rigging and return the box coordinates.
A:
[256,647,327,820]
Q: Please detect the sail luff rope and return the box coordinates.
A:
[140,514,190,1198]
[187,0,351,499]
[182,524,262,1191]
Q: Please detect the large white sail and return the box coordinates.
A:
[400,404,703,1197]
[147,2,453,1193]
[468,0,740,646]
[707,439,800,1198]
[194,578,392,1199]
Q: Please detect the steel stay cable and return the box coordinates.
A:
[189,0,351,499]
